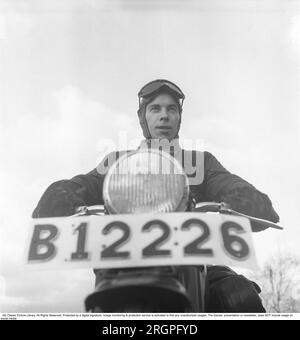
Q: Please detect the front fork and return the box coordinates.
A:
[182,266,207,312]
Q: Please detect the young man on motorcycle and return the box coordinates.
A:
[32,79,279,312]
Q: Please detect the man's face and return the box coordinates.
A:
[145,93,180,140]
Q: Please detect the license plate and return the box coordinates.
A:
[25,212,257,270]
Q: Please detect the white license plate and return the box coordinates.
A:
[25,212,257,270]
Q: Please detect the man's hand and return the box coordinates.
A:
[32,181,86,218]
[219,186,280,223]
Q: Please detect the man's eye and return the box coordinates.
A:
[151,107,159,112]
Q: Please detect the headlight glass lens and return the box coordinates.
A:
[103,150,189,214]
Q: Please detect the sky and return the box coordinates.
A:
[0,0,300,312]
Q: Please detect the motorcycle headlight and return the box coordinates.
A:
[103,149,190,214]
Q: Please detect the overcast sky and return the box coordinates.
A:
[0,0,300,312]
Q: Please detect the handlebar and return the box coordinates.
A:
[194,202,283,232]
[73,202,283,233]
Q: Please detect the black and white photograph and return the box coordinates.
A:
[0,0,300,320]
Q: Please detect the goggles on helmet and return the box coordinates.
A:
[138,79,185,108]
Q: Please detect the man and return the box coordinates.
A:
[32,79,279,312]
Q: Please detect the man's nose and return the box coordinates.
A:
[159,108,169,120]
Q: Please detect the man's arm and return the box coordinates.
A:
[32,151,131,218]
[203,152,280,223]
[31,170,105,218]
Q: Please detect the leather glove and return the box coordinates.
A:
[219,187,279,223]
[32,181,85,218]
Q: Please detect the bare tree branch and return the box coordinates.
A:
[248,252,300,313]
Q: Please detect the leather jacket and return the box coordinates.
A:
[32,143,279,230]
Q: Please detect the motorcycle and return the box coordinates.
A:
[26,149,282,313]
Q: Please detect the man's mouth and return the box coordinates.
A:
[156,126,172,130]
